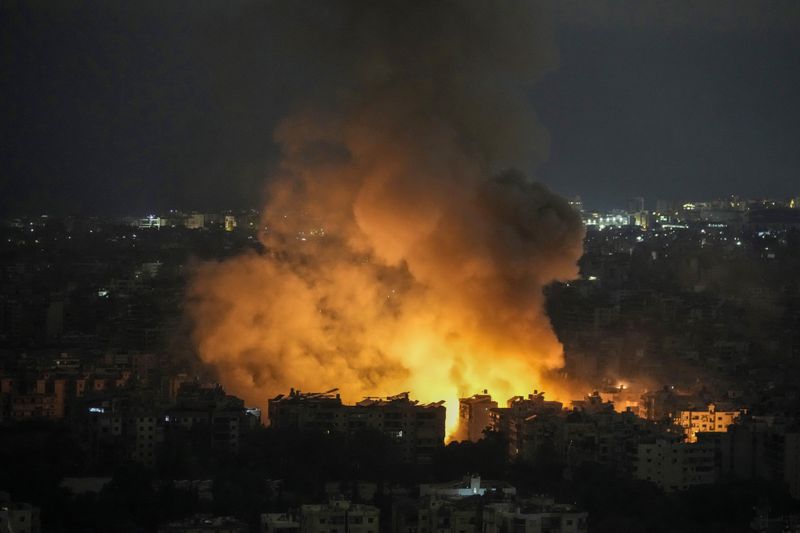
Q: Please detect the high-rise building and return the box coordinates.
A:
[489,391,563,458]
[627,197,645,214]
[458,392,497,442]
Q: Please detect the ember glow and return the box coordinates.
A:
[187,1,584,436]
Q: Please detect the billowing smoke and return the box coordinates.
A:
[187,0,585,433]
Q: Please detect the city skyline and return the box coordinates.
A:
[3,2,800,531]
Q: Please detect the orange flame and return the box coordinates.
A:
[185,1,584,437]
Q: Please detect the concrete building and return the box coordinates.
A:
[0,495,41,533]
[268,390,445,464]
[414,496,480,533]
[158,514,248,533]
[641,387,686,421]
[484,498,588,533]
[458,392,497,442]
[675,403,742,442]
[420,475,515,499]
[261,513,300,533]
[634,438,715,492]
[299,500,379,533]
[393,482,585,533]
[697,417,774,481]
[131,414,161,467]
[10,393,57,419]
[184,213,207,230]
[165,384,259,453]
[489,391,563,458]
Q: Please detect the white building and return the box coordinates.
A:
[420,475,515,499]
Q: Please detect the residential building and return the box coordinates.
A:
[299,500,379,533]
[0,495,41,533]
[420,475,515,499]
[675,403,742,442]
[261,513,299,533]
[458,392,497,442]
[158,514,248,533]
[484,498,588,533]
[634,438,715,491]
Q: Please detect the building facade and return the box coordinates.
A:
[268,390,445,464]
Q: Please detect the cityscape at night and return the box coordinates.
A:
[2,1,800,532]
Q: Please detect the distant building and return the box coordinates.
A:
[784,432,800,500]
[261,513,299,533]
[747,207,800,229]
[133,215,164,229]
[166,383,259,453]
[393,481,585,533]
[570,391,614,414]
[489,391,563,458]
[224,215,237,232]
[131,415,161,467]
[413,496,481,533]
[299,500,379,533]
[641,387,687,421]
[675,403,742,442]
[568,196,584,214]
[0,495,41,533]
[10,393,57,419]
[484,498,588,533]
[268,390,445,464]
[582,212,632,229]
[633,438,715,492]
[185,213,206,230]
[627,197,645,214]
[158,514,248,533]
[59,477,112,496]
[458,392,497,442]
[420,475,516,499]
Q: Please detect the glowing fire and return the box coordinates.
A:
[186,1,585,437]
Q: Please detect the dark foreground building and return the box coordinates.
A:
[268,389,445,464]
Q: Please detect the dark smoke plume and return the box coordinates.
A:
[188,0,585,433]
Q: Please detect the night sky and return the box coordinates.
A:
[2,0,799,215]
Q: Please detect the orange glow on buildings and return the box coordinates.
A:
[185,1,585,435]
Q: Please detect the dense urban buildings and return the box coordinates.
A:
[2,196,800,531]
[268,390,446,464]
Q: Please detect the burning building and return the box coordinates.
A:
[458,391,498,442]
[188,1,585,434]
